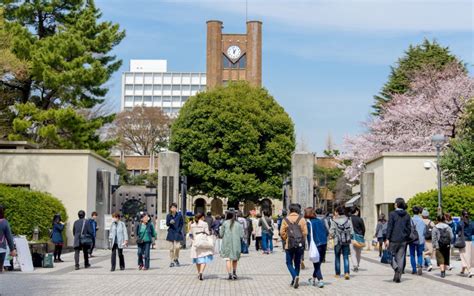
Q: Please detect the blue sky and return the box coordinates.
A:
[96,0,473,154]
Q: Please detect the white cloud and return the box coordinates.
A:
[165,0,473,32]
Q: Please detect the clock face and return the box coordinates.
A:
[227,45,242,60]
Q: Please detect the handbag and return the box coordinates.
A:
[308,222,320,263]
[79,220,93,246]
[193,231,214,250]
[454,223,466,249]
[381,248,392,264]
[352,233,366,248]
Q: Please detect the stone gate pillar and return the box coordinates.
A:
[291,152,314,210]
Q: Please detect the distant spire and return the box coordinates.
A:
[325,132,334,151]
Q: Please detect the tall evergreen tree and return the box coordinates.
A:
[0,0,125,157]
[372,39,464,115]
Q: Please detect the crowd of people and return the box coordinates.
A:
[1,200,473,290]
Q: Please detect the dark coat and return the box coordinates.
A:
[51,222,64,244]
[386,209,411,243]
[72,218,93,248]
[351,215,366,236]
[166,212,184,242]
[457,219,474,242]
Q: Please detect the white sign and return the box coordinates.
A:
[104,214,113,230]
[14,236,34,272]
[159,219,168,230]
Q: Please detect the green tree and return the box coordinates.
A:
[116,161,129,185]
[0,0,125,156]
[441,99,474,185]
[372,39,464,115]
[170,82,295,203]
[407,185,474,220]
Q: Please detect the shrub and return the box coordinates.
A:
[408,185,474,220]
[0,185,68,241]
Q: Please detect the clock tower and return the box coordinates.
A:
[206,20,262,88]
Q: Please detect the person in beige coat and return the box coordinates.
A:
[190,212,214,280]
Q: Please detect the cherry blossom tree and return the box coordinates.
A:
[342,63,474,181]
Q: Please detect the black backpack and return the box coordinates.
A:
[424,221,434,240]
[284,216,305,249]
[335,219,352,245]
[438,227,451,247]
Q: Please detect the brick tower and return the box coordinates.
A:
[206,20,262,88]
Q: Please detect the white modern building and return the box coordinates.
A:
[121,60,206,117]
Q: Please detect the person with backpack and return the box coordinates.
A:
[349,207,365,272]
[385,198,412,283]
[457,210,474,278]
[422,209,435,272]
[306,207,328,288]
[330,206,353,280]
[280,203,308,289]
[432,214,454,278]
[374,214,387,257]
[409,206,426,275]
[259,210,274,254]
[166,203,184,268]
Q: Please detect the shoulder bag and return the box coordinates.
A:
[79,220,93,246]
[454,222,466,249]
[308,222,320,263]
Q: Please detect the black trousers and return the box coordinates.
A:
[255,237,262,251]
[389,242,407,273]
[54,244,63,260]
[89,237,96,255]
[74,244,90,267]
[111,243,125,270]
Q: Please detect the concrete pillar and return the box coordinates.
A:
[361,172,375,242]
[246,21,262,87]
[206,20,223,89]
[157,151,180,241]
[291,152,314,210]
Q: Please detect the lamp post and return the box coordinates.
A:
[431,134,446,215]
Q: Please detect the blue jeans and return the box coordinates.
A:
[334,244,350,275]
[409,243,424,272]
[286,247,304,280]
[312,244,327,280]
[137,242,151,269]
[262,232,273,252]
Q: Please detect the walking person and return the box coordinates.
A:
[259,210,274,254]
[0,205,16,273]
[349,207,365,272]
[246,214,253,248]
[109,212,128,272]
[385,198,411,283]
[220,211,244,280]
[409,206,426,275]
[457,210,474,277]
[51,214,65,263]
[330,206,353,280]
[166,203,184,267]
[306,207,328,288]
[432,214,454,278]
[315,208,329,263]
[136,213,156,271]
[237,211,249,253]
[280,203,308,289]
[422,209,435,271]
[89,211,98,257]
[375,214,387,257]
[205,212,214,231]
[72,210,93,270]
[190,212,214,281]
[254,214,263,251]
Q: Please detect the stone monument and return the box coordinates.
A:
[291,152,314,209]
[157,151,180,241]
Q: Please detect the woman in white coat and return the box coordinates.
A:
[190,212,214,280]
[109,212,128,272]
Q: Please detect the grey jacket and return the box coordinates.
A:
[432,222,454,249]
[330,216,353,246]
[0,219,15,251]
[109,221,128,249]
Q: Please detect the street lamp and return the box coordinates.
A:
[431,134,446,215]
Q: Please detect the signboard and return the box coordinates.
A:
[104,214,113,231]
[159,219,168,230]
[14,236,34,272]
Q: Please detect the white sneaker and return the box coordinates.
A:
[448,265,454,271]
[468,272,473,278]
[428,266,433,272]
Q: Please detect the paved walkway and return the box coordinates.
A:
[1,244,473,295]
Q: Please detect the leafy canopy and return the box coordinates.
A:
[170,82,295,202]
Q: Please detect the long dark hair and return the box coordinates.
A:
[52,214,61,224]
[0,204,4,219]
[225,211,235,229]
[461,209,470,223]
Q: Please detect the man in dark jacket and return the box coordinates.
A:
[385,198,411,283]
[166,203,184,267]
[350,207,366,272]
[73,210,93,270]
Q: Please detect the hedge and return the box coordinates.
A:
[407,185,474,220]
[0,185,68,241]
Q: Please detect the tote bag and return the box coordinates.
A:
[308,223,320,263]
